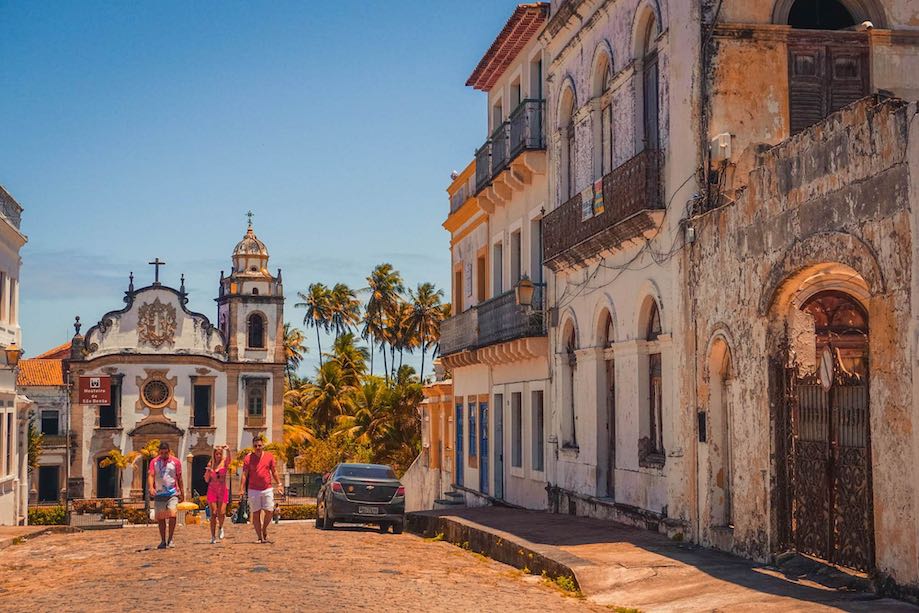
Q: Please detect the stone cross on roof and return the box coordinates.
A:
[149,257,166,285]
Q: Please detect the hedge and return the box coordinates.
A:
[28,506,67,525]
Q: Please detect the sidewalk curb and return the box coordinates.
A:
[0,526,79,551]
[406,511,585,590]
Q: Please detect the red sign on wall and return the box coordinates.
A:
[78,376,111,405]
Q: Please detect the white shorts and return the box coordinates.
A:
[248,488,275,512]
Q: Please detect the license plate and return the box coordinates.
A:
[358,506,380,515]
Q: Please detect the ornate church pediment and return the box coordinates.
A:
[81,285,227,361]
[128,416,185,437]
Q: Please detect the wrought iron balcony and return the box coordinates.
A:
[439,287,545,358]
[509,99,545,159]
[477,286,545,348]
[439,306,479,357]
[473,99,545,195]
[475,140,493,193]
[543,149,663,270]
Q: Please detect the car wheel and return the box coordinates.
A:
[378,522,389,534]
[322,505,334,530]
[392,521,404,535]
[315,509,324,529]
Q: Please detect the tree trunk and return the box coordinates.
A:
[316,326,323,367]
[368,334,375,376]
[382,340,389,384]
[419,341,426,384]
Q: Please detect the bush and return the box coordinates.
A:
[277,504,316,520]
[294,437,373,474]
[28,506,66,525]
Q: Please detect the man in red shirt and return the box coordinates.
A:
[242,433,282,543]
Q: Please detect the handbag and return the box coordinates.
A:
[233,495,249,524]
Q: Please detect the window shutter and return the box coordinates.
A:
[827,45,869,115]
[642,54,659,150]
[788,45,826,134]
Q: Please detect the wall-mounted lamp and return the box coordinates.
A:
[515,275,536,308]
[5,342,23,368]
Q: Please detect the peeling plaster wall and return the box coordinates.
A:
[542,0,701,523]
[688,98,919,586]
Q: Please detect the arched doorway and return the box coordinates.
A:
[786,289,873,571]
[96,457,118,499]
[191,455,210,498]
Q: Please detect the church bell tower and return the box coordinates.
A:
[217,216,284,363]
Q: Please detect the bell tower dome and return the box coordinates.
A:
[217,217,284,363]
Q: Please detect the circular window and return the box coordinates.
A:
[142,380,170,408]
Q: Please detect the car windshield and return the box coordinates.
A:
[336,465,396,479]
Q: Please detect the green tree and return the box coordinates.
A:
[99,448,140,498]
[336,377,390,447]
[409,282,445,383]
[326,332,369,388]
[363,263,404,380]
[329,283,362,339]
[283,323,307,388]
[287,361,356,437]
[27,420,43,474]
[296,283,332,366]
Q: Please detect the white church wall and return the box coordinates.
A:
[86,288,224,360]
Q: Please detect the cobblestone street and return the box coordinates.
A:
[0,522,603,612]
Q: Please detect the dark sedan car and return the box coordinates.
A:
[315,463,405,534]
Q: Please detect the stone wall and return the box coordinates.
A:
[687,97,918,586]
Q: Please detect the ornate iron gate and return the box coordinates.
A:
[787,359,874,571]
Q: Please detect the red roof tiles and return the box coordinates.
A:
[17,359,65,387]
[33,343,71,360]
[466,3,549,92]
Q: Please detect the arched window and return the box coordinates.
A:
[559,87,577,201]
[601,311,615,347]
[247,313,266,349]
[592,50,615,178]
[640,13,660,151]
[642,299,664,466]
[788,0,856,29]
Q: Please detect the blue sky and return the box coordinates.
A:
[0,1,517,374]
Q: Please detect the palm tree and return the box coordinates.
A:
[99,448,140,499]
[291,361,356,437]
[363,264,404,379]
[329,283,362,339]
[409,282,446,383]
[296,283,332,366]
[283,323,307,389]
[336,377,390,447]
[327,332,369,388]
[386,299,418,377]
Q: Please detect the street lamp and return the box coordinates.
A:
[515,276,535,308]
[4,342,23,368]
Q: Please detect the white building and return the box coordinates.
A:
[0,186,28,525]
[439,4,552,509]
[67,221,285,499]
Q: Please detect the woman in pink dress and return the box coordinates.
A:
[205,445,231,544]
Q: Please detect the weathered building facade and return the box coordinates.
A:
[538,0,699,530]
[438,3,552,509]
[432,0,919,595]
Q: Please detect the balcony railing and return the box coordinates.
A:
[475,141,493,193]
[439,306,478,357]
[449,173,476,214]
[543,149,663,266]
[509,99,545,159]
[439,287,546,357]
[474,99,545,195]
[477,286,545,348]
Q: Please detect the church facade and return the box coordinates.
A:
[66,222,284,500]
